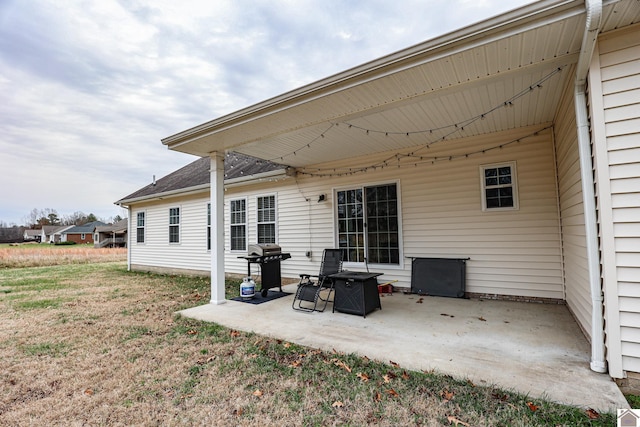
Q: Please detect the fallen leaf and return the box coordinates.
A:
[585,408,599,419]
[332,401,344,408]
[441,389,454,402]
[386,388,399,397]
[390,360,400,368]
[383,371,397,383]
[491,392,509,402]
[416,298,423,304]
[252,389,263,397]
[362,355,370,362]
[446,415,470,426]
[84,388,94,396]
[356,372,369,382]
[401,371,410,380]
[334,359,352,373]
[230,330,241,337]
[187,329,197,335]
[374,392,382,402]
[290,360,302,368]
[466,379,475,387]
[478,317,486,322]
[233,408,243,416]
[283,342,291,348]
[248,354,258,359]
[526,401,539,411]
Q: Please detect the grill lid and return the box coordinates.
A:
[248,244,281,256]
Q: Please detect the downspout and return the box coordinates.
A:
[574,0,606,373]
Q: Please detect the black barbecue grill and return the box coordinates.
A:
[238,244,291,297]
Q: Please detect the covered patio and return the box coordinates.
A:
[179,284,627,412]
[148,0,640,409]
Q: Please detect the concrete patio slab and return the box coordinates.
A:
[178,284,628,412]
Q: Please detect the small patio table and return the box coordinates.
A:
[330,271,383,318]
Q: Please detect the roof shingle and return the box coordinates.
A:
[117,153,285,204]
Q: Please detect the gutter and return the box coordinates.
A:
[574,0,606,373]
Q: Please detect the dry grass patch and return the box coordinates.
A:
[0,261,616,426]
[0,244,126,268]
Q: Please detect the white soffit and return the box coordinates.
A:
[164,0,640,168]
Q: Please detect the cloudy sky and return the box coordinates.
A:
[0,0,534,226]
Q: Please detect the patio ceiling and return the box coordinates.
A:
[162,0,640,169]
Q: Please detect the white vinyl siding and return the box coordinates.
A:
[129,127,563,300]
[553,73,592,337]
[228,127,563,298]
[593,26,640,375]
[129,194,211,273]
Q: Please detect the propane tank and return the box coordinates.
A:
[240,277,255,299]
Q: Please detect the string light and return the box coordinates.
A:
[267,66,564,164]
[297,125,552,177]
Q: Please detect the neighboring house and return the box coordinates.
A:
[23,229,41,242]
[62,221,107,244]
[94,218,128,248]
[40,225,73,244]
[117,0,640,387]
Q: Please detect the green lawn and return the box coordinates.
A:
[0,260,622,426]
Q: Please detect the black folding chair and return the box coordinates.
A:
[292,249,343,312]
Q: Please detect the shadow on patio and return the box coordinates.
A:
[178,283,627,412]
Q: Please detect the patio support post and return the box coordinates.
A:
[210,152,226,305]
[574,0,606,373]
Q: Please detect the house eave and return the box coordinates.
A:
[161,0,584,154]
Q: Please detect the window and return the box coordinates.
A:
[230,199,246,251]
[257,195,276,244]
[169,207,180,243]
[207,203,211,251]
[480,162,518,211]
[136,212,145,243]
[336,183,400,265]
[81,233,86,240]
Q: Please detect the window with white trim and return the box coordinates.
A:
[136,212,145,243]
[336,183,400,265]
[169,207,180,243]
[207,203,211,251]
[230,199,246,251]
[257,195,276,244]
[480,162,518,211]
